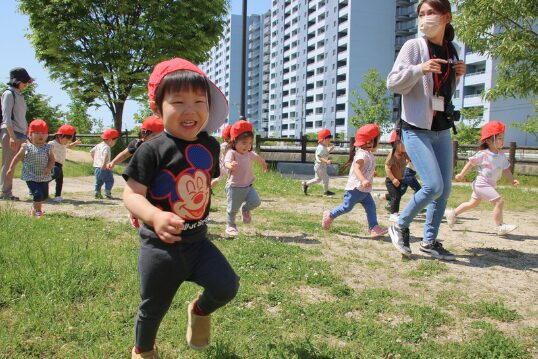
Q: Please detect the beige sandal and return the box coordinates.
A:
[131,345,159,359]
[186,296,211,350]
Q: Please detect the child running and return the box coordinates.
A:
[384,130,410,222]
[7,119,54,218]
[48,124,81,202]
[122,58,239,358]
[445,121,519,235]
[107,115,164,171]
[302,128,335,196]
[322,123,388,238]
[90,128,119,199]
[224,119,268,236]
[210,123,232,188]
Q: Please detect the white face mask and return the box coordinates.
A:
[419,14,443,38]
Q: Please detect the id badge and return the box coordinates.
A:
[432,96,444,112]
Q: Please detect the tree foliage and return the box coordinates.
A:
[349,69,392,135]
[453,106,483,144]
[22,85,64,133]
[453,0,538,100]
[512,99,538,141]
[19,0,229,132]
[65,99,93,134]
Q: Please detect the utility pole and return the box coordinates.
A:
[240,0,247,120]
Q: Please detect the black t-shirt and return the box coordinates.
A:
[402,40,458,132]
[127,138,144,155]
[123,132,220,242]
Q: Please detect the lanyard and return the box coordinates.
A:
[427,42,451,95]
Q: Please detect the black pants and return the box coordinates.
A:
[52,162,63,197]
[385,177,402,214]
[135,226,240,351]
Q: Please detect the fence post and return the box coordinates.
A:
[124,129,129,144]
[255,134,261,154]
[509,142,516,174]
[301,135,307,163]
[349,137,354,159]
[452,140,458,170]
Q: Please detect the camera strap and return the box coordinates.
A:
[427,41,451,96]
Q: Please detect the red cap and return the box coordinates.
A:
[222,124,232,142]
[230,120,254,141]
[141,115,164,133]
[147,57,228,133]
[28,119,48,134]
[101,128,120,140]
[317,128,332,142]
[354,124,380,147]
[480,121,505,141]
[56,124,76,136]
[388,130,399,144]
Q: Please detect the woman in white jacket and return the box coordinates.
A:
[386,0,465,261]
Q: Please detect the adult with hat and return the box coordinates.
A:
[445,121,519,235]
[302,128,335,196]
[386,0,467,260]
[1,67,34,200]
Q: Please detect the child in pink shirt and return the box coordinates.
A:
[224,120,267,236]
[445,121,519,235]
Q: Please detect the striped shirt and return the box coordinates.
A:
[21,143,52,182]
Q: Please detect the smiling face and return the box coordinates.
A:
[158,88,209,141]
[486,133,505,152]
[234,135,253,154]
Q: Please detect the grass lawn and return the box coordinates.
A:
[1,162,537,358]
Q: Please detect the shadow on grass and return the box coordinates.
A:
[50,198,120,206]
[453,247,538,271]
[257,232,321,245]
[451,228,538,241]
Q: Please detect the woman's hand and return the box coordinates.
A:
[453,60,466,77]
[421,58,447,74]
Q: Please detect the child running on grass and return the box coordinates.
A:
[322,123,388,238]
[302,128,335,196]
[122,58,239,358]
[107,115,164,171]
[445,121,519,235]
[224,119,268,236]
[90,128,119,199]
[48,124,81,202]
[211,123,232,188]
[384,130,410,222]
[7,119,54,218]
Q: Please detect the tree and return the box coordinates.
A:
[349,69,392,135]
[453,0,538,100]
[23,84,64,133]
[453,106,483,144]
[65,99,93,134]
[132,107,154,125]
[19,0,229,132]
[512,99,538,141]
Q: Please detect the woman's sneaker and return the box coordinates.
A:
[321,211,333,230]
[369,225,388,238]
[389,225,411,256]
[419,241,455,261]
[53,196,63,203]
[495,223,517,235]
[225,225,239,236]
[445,208,456,228]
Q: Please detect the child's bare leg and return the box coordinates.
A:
[34,201,42,212]
[454,197,480,217]
[493,197,504,226]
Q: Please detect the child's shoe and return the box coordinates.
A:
[186,297,211,350]
[389,213,399,222]
[95,193,103,199]
[496,223,517,235]
[131,346,159,359]
[31,209,43,219]
[369,225,388,238]
[301,181,308,195]
[105,192,113,199]
[324,190,335,196]
[242,210,252,224]
[225,225,239,236]
[321,210,333,230]
[53,196,62,203]
[445,208,456,228]
[372,192,384,207]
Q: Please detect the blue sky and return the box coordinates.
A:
[0,0,271,130]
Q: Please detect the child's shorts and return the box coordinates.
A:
[26,181,49,202]
[471,181,501,202]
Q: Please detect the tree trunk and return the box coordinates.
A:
[113,101,125,131]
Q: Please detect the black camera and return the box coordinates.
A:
[445,102,461,122]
